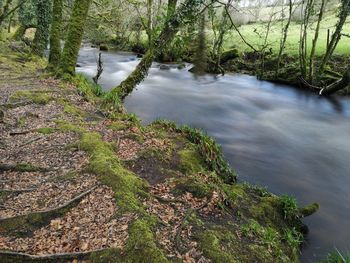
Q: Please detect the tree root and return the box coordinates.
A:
[0,188,37,193]
[0,248,108,262]
[175,201,209,254]
[0,185,98,236]
[0,163,53,173]
[0,100,31,109]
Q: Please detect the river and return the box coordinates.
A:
[77,47,350,262]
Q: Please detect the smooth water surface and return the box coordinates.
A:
[77,47,350,262]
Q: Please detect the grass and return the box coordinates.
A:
[223,12,350,56]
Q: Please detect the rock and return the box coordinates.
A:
[99,44,109,51]
[220,49,239,64]
[136,53,143,58]
[159,65,170,70]
[76,64,81,68]
[177,63,186,70]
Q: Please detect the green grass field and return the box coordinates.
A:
[222,14,350,57]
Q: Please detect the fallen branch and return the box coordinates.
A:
[0,248,109,261]
[9,130,33,136]
[0,185,98,236]
[18,136,44,148]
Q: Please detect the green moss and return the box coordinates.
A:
[7,163,43,172]
[250,196,280,225]
[124,219,169,263]
[175,175,213,198]
[64,103,85,117]
[108,122,129,131]
[10,90,53,105]
[247,244,276,262]
[55,119,86,134]
[222,184,247,202]
[178,147,204,174]
[299,203,319,217]
[90,248,122,263]
[59,0,93,75]
[36,127,55,134]
[78,132,147,213]
[150,121,237,183]
[198,230,238,263]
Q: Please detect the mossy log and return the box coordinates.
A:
[298,203,320,218]
[320,66,350,95]
[0,186,97,236]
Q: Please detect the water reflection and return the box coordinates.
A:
[77,47,350,262]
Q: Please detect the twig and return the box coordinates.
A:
[9,130,33,136]
[18,136,44,148]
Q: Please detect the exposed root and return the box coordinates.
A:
[0,248,108,261]
[0,185,98,236]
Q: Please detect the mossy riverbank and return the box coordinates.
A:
[0,41,319,262]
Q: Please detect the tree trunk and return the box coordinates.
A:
[48,0,63,68]
[276,0,293,77]
[320,65,350,95]
[109,0,205,101]
[318,0,350,78]
[59,0,93,75]
[32,0,52,56]
[147,0,153,47]
[12,23,27,40]
[308,0,326,83]
[167,0,177,17]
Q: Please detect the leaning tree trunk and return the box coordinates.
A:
[318,0,350,78]
[48,0,63,68]
[109,0,205,101]
[32,0,52,56]
[59,0,92,75]
[320,65,350,95]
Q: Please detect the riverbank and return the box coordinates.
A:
[0,42,318,262]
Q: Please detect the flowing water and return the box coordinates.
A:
[77,47,350,262]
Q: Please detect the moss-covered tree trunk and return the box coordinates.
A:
[48,0,63,68]
[59,0,92,75]
[32,0,52,56]
[320,65,350,95]
[110,0,205,101]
